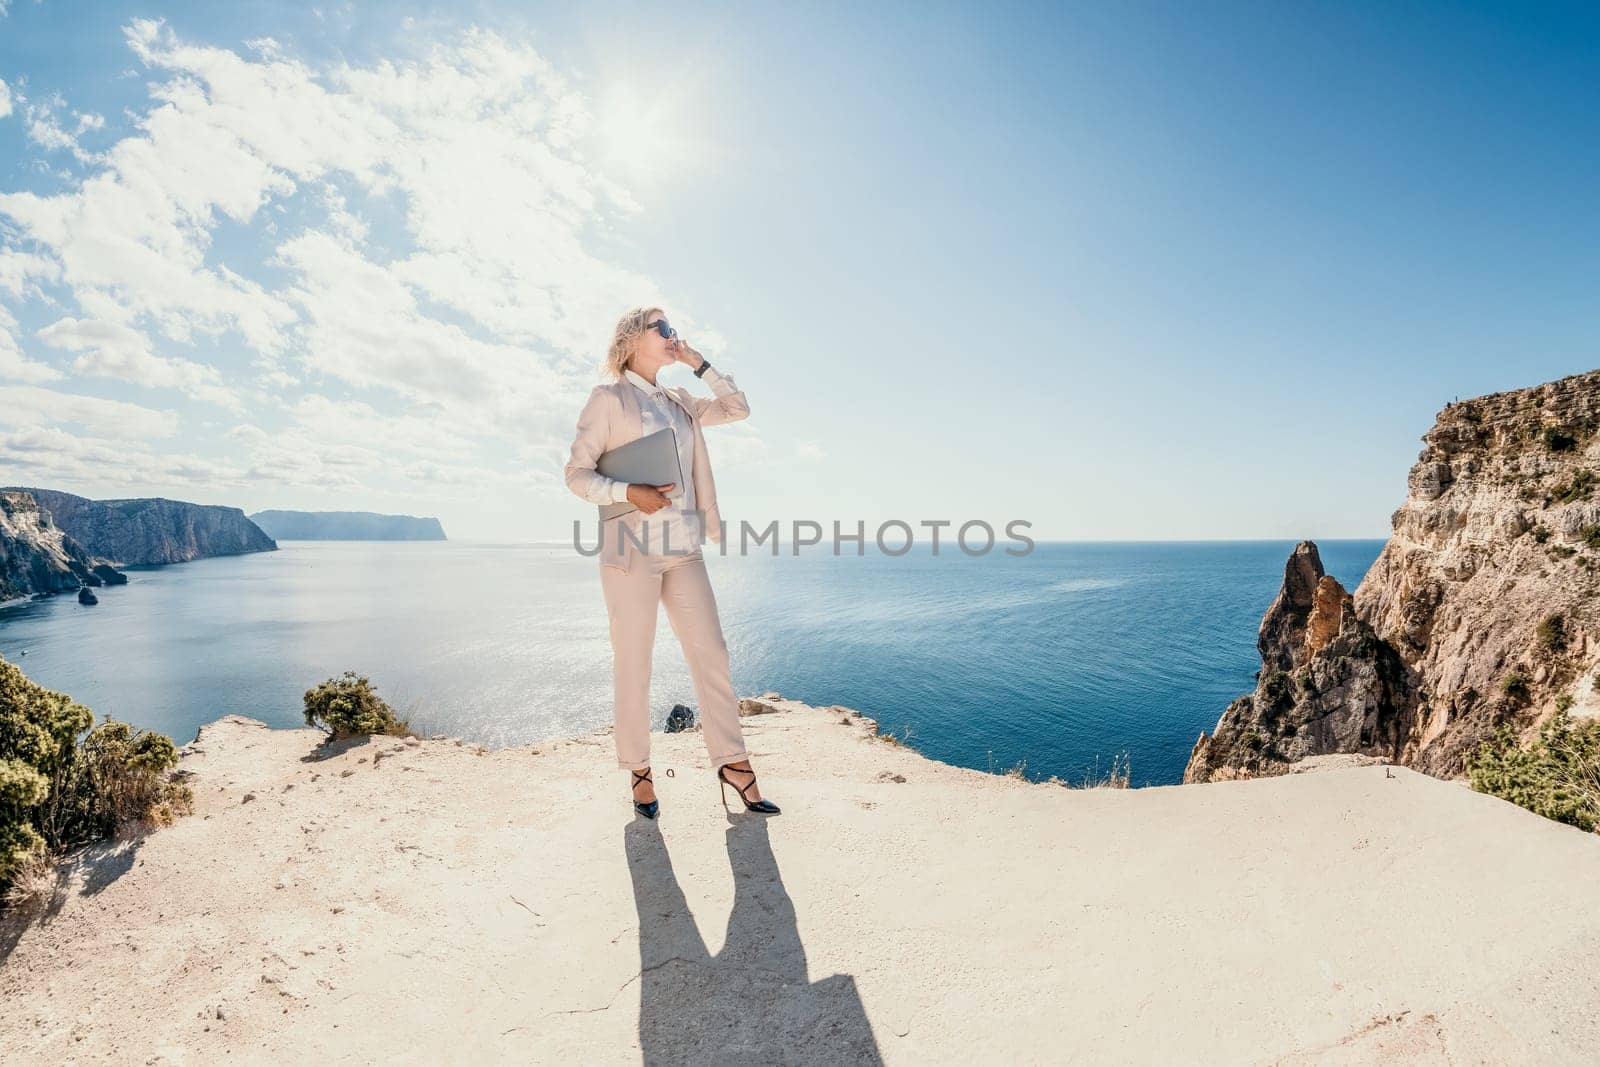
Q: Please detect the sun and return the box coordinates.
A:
[595,82,679,171]
[589,77,716,186]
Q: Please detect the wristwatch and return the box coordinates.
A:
[693,359,712,379]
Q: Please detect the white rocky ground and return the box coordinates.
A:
[3,697,1598,1065]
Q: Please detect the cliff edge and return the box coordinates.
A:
[0,490,125,601]
[1189,369,1600,783]
[3,698,1598,1063]
[2,487,277,567]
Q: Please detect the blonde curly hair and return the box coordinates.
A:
[601,305,666,381]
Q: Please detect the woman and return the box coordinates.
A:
[564,306,779,819]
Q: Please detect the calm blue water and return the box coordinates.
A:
[0,539,1384,786]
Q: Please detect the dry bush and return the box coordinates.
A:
[1,846,58,912]
[1072,752,1131,789]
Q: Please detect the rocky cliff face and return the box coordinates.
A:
[3,487,277,566]
[0,490,120,600]
[1187,368,1600,783]
[1184,541,1420,783]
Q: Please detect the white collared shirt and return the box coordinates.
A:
[589,364,735,554]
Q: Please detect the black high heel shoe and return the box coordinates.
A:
[631,768,659,820]
[717,763,780,814]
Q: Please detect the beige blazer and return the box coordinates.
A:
[564,369,750,572]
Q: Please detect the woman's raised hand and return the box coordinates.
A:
[670,337,705,372]
[626,483,676,514]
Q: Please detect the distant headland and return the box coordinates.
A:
[248,510,447,541]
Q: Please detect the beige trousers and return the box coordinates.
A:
[599,546,750,772]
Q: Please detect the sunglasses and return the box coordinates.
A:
[646,318,678,341]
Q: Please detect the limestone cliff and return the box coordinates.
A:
[1184,540,1419,783]
[0,490,123,600]
[1187,368,1600,783]
[3,486,277,566]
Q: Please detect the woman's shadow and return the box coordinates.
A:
[624,814,883,1065]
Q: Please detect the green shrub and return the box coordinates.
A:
[1540,426,1578,453]
[1537,613,1568,652]
[1,656,190,895]
[2,657,90,886]
[1260,670,1294,714]
[1466,711,1600,832]
[1555,469,1595,505]
[80,721,191,830]
[1531,524,1551,544]
[304,671,412,739]
[1502,672,1530,702]
[0,763,50,891]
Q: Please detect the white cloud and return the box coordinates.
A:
[400,459,533,493]
[679,422,767,472]
[218,398,498,496]
[109,20,661,395]
[0,424,246,490]
[0,78,12,120]
[0,20,759,528]
[273,229,571,432]
[0,249,62,299]
[26,108,75,152]
[253,367,298,390]
[36,316,243,410]
[0,307,63,384]
[0,383,179,439]
[287,393,477,461]
[16,91,104,165]
[0,106,301,356]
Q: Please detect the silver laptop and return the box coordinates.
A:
[595,427,685,519]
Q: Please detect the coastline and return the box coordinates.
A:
[4,695,1597,1063]
[0,538,1394,787]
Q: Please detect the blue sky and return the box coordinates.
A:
[0,1,1595,541]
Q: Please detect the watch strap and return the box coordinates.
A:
[693,359,712,378]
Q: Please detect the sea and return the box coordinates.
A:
[0,539,1385,787]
